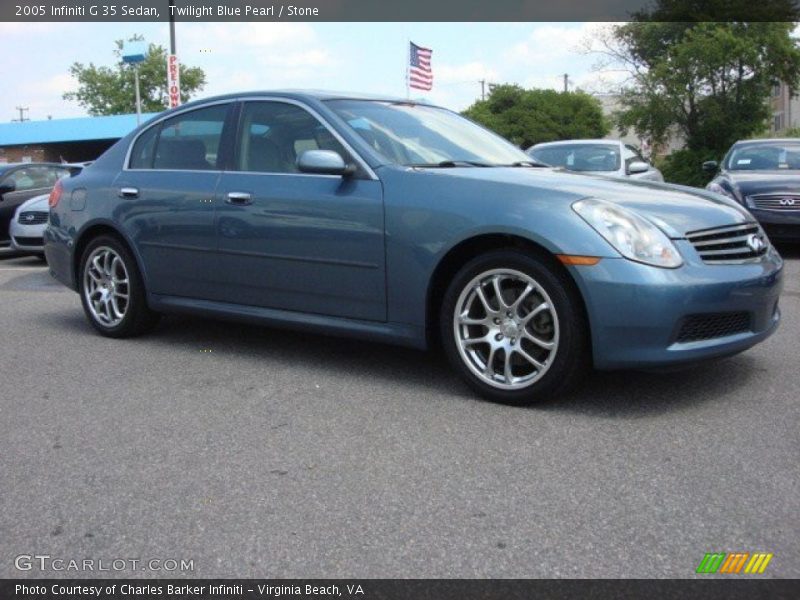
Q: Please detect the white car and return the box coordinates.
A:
[527,139,664,182]
[10,192,49,258]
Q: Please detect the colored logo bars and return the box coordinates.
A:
[696,552,773,574]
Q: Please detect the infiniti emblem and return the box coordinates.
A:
[747,234,766,253]
[779,197,796,206]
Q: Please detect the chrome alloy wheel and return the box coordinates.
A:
[453,268,560,390]
[83,246,130,327]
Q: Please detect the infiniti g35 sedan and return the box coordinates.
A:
[704,139,800,241]
[45,92,783,404]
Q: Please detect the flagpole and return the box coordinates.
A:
[405,39,410,99]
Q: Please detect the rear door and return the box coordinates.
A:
[213,99,386,321]
[113,103,235,299]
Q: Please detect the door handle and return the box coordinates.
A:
[226,192,252,206]
[119,187,139,198]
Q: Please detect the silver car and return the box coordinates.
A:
[10,192,49,257]
[527,139,664,182]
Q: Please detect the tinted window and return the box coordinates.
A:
[236,102,349,173]
[150,105,228,171]
[530,144,620,172]
[129,124,159,169]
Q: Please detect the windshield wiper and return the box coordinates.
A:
[507,160,550,168]
[408,160,492,168]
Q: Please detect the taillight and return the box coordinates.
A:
[48,179,63,208]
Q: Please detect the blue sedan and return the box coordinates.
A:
[44,91,783,404]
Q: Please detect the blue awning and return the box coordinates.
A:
[0,113,161,146]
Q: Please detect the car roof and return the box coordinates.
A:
[733,138,800,146]
[173,89,435,111]
[531,139,622,148]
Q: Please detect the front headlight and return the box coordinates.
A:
[572,198,683,268]
[706,182,735,200]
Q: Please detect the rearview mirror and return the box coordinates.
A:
[627,160,649,175]
[702,160,719,173]
[297,150,354,176]
[0,181,15,196]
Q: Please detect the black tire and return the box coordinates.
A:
[79,235,160,338]
[439,249,589,405]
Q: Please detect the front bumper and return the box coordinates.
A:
[9,220,46,252]
[572,241,783,370]
[749,208,800,241]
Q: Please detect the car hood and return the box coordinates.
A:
[17,193,50,213]
[421,167,751,238]
[724,171,800,196]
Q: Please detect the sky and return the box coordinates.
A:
[0,22,627,122]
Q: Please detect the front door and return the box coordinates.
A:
[214,100,386,322]
[113,103,234,299]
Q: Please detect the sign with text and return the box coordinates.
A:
[167,54,181,109]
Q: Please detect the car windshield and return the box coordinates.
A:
[726,142,800,170]
[325,100,530,167]
[529,143,620,172]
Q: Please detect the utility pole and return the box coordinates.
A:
[168,0,176,54]
[12,106,29,122]
[479,79,486,101]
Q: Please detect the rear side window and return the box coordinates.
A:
[129,125,158,169]
[130,104,229,170]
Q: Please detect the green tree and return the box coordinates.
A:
[462,85,609,149]
[64,36,206,115]
[594,2,800,182]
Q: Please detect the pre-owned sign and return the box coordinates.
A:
[167,55,180,108]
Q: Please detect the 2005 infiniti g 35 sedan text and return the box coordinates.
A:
[45,91,783,404]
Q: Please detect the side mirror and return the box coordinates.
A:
[297,150,354,176]
[702,160,719,173]
[0,181,15,196]
[627,160,649,174]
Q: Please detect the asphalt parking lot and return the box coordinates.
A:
[0,247,798,579]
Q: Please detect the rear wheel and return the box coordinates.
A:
[79,235,159,337]
[440,250,589,404]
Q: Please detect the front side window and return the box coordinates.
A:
[235,101,349,173]
[326,100,529,167]
[130,104,229,170]
[530,144,621,172]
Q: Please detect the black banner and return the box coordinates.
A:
[1,0,799,22]
[1,579,799,600]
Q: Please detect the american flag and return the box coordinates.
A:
[408,42,433,91]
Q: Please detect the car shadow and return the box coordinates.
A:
[41,310,763,419]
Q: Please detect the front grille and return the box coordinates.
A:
[676,312,751,343]
[686,223,768,263]
[748,193,800,211]
[13,236,44,247]
[17,211,48,225]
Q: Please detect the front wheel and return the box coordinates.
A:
[440,250,589,404]
[79,235,160,338]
